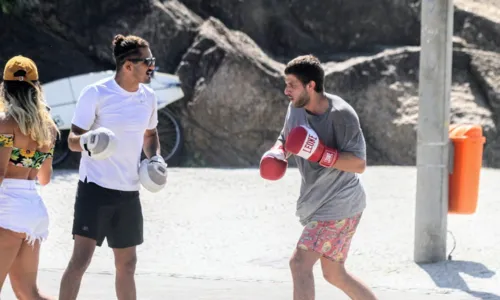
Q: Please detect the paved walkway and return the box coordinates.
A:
[1,270,480,299]
[1,166,499,299]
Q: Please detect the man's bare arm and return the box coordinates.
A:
[332,152,366,174]
[68,124,88,152]
[143,128,161,159]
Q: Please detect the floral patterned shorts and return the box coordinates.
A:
[297,212,362,262]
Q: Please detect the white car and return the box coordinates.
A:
[42,70,185,165]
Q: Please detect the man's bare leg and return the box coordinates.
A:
[289,248,321,300]
[320,257,378,300]
[58,236,96,300]
[113,246,137,300]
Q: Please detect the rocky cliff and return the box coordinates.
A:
[1,0,499,168]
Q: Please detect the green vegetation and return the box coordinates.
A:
[0,0,39,14]
[0,0,15,14]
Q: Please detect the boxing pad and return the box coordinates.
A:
[80,127,117,160]
[285,125,339,168]
[139,155,168,193]
[259,145,288,181]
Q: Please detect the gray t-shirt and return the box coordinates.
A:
[278,93,367,225]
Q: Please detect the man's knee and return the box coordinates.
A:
[289,249,317,274]
[115,253,137,274]
[289,254,302,272]
[66,235,97,273]
[322,259,349,287]
[67,249,94,274]
[68,256,92,275]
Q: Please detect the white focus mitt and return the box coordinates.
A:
[79,127,117,160]
[139,155,168,193]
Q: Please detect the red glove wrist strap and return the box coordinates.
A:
[319,148,339,167]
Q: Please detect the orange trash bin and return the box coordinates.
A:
[448,124,486,214]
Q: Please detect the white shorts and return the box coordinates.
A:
[0,179,49,245]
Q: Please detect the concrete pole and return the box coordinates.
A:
[414,0,454,264]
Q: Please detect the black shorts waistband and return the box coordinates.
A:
[79,179,139,198]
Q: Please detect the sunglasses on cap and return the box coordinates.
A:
[127,57,156,67]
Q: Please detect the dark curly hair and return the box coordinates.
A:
[112,34,150,70]
[284,55,324,93]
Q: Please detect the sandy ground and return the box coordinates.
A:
[1,166,499,299]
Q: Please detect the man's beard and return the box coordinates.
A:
[143,69,154,83]
[136,69,153,84]
[142,76,152,84]
[292,92,309,108]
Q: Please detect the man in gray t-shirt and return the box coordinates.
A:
[278,93,367,226]
[259,55,377,300]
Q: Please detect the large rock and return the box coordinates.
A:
[323,47,498,167]
[0,12,104,83]
[180,0,500,60]
[178,0,422,61]
[29,0,202,74]
[467,49,500,166]
[1,0,202,79]
[454,0,500,53]
[468,50,500,115]
[175,18,287,167]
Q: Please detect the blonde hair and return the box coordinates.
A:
[0,81,59,147]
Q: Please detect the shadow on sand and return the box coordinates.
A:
[418,260,499,300]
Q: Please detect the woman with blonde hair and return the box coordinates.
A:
[0,55,58,300]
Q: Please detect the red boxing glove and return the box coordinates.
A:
[285,125,339,168]
[259,144,288,181]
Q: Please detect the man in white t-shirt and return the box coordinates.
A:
[58,34,167,300]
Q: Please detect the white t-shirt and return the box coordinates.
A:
[71,76,158,191]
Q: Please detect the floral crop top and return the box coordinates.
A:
[0,134,54,169]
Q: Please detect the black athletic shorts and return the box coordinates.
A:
[72,179,143,248]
